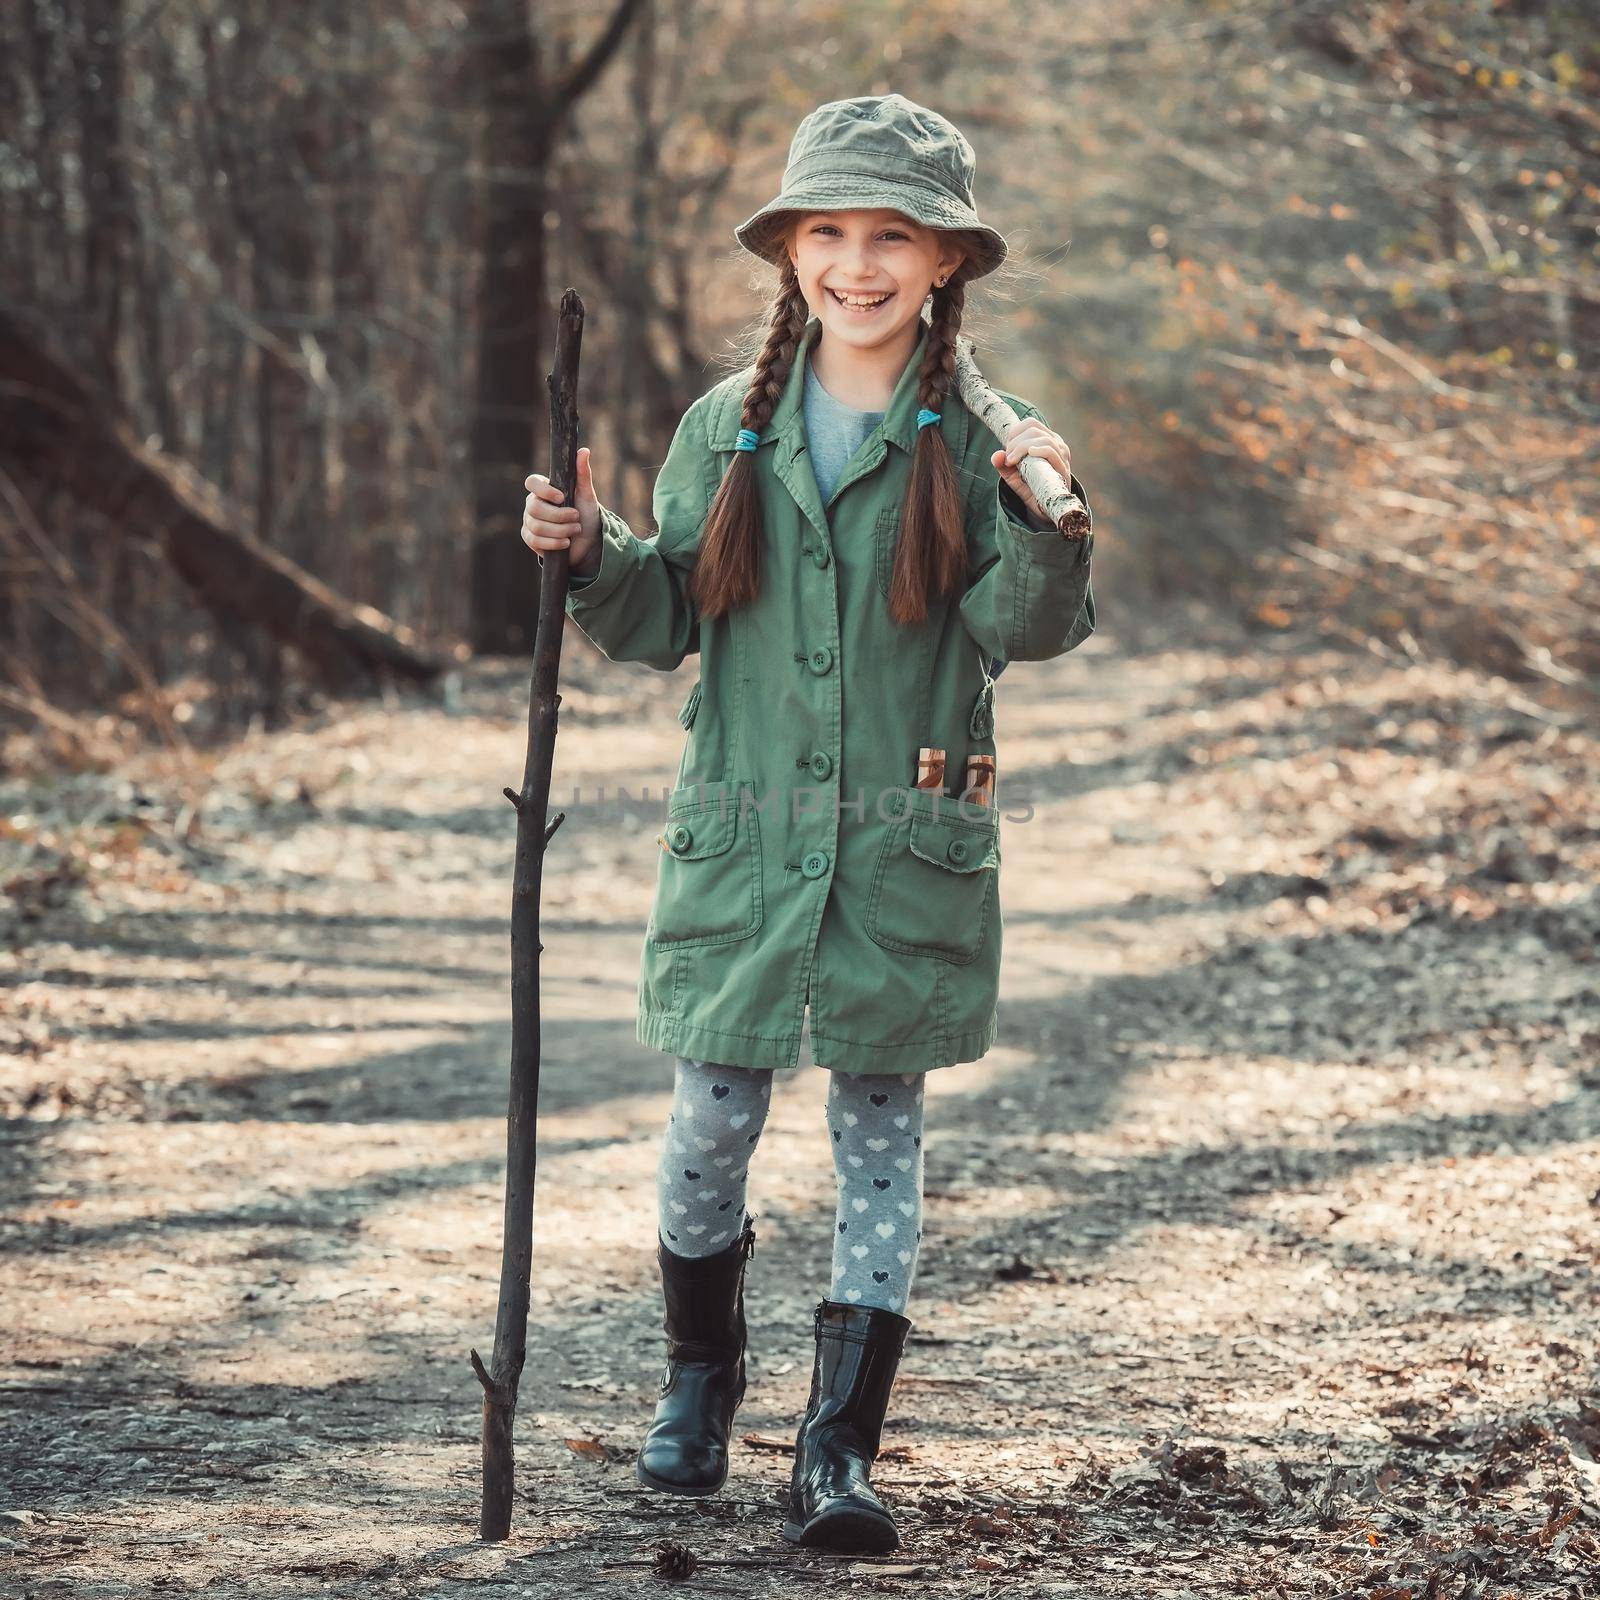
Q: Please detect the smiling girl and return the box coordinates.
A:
[521,93,1095,1553]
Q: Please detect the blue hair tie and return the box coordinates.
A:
[734,427,760,452]
[916,408,942,430]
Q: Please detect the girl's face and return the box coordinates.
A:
[786,209,966,352]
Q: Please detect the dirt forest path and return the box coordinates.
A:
[3,622,1597,1598]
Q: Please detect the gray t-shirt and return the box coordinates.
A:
[802,352,884,504]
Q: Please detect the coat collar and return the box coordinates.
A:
[706,314,955,462]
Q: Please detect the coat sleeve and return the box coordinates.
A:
[562,394,718,672]
[956,396,1096,665]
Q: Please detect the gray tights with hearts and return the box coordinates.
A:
[656,1056,926,1315]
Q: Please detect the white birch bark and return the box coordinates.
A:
[952,336,1092,539]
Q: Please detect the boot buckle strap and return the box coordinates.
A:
[670,1338,736,1365]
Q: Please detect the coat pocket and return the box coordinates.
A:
[865,789,1000,964]
[648,779,763,947]
[873,505,902,600]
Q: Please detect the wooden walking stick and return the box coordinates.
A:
[951,336,1092,540]
[470,286,585,1542]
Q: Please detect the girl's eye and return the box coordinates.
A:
[811,225,910,242]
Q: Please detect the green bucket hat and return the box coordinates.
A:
[734,93,1009,280]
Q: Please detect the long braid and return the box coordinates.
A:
[692,261,809,619]
[917,278,965,421]
[742,261,809,438]
[887,276,970,625]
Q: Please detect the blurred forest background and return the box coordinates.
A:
[2,0,1595,765]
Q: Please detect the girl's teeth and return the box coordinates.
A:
[831,289,890,311]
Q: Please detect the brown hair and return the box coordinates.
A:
[690,233,991,626]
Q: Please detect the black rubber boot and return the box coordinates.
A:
[634,1213,756,1496]
[781,1298,912,1551]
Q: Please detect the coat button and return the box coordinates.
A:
[808,750,833,780]
[807,646,834,675]
[947,837,970,865]
[669,824,693,852]
[811,544,831,568]
[801,851,829,879]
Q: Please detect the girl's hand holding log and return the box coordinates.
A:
[523,445,602,579]
[951,336,1089,538]
[991,419,1072,526]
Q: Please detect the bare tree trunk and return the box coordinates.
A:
[18,1,72,304]
[465,0,648,656]
[328,3,387,615]
[78,0,131,391]
[615,1,658,495]
[466,0,548,656]
[1,308,452,695]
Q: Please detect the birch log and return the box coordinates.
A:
[952,337,1092,540]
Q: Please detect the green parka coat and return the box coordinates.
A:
[564,314,1095,1074]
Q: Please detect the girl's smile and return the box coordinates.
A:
[825,287,896,315]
